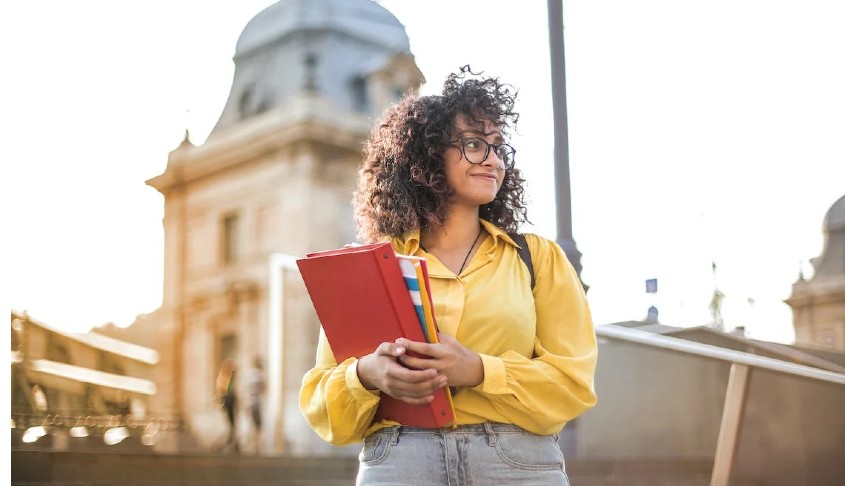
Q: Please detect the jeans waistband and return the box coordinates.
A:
[388,422,529,436]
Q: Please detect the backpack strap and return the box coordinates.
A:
[509,233,535,290]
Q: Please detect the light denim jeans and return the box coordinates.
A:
[356,423,570,485]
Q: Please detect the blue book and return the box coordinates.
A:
[397,257,428,341]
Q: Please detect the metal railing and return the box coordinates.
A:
[597,324,845,385]
[595,324,845,486]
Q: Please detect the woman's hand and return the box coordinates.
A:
[356,341,448,405]
[396,333,484,388]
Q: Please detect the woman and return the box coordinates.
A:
[246,356,266,455]
[300,67,597,485]
[216,358,239,453]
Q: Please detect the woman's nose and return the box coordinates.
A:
[482,148,504,170]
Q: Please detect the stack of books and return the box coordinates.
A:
[297,242,455,428]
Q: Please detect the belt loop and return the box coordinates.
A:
[483,422,496,447]
[390,426,401,445]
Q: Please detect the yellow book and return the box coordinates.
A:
[398,256,437,342]
[415,260,439,343]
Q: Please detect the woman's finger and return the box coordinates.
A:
[375,341,406,357]
[383,369,447,397]
[386,363,439,384]
[397,394,435,405]
[399,354,440,371]
[396,338,439,357]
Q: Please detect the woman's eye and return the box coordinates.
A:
[464,139,483,151]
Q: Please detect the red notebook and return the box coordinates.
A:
[296,242,455,428]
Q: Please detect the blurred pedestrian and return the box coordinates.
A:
[246,356,266,454]
[216,358,239,453]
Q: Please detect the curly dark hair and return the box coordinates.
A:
[353,66,529,242]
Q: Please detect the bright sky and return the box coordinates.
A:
[4,1,844,344]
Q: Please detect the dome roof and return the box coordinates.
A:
[824,194,845,232]
[235,0,410,57]
[208,0,421,137]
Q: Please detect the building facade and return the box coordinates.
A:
[787,194,845,351]
[11,310,162,451]
[145,0,423,455]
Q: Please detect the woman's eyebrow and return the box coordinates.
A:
[457,129,504,141]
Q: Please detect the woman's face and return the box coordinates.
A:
[443,115,507,208]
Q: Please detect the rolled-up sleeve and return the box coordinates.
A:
[299,329,381,445]
[469,236,597,435]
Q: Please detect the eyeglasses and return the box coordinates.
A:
[449,137,516,170]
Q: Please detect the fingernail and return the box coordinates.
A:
[395,346,405,354]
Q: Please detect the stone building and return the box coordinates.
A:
[145,0,423,455]
[11,310,161,451]
[787,194,845,351]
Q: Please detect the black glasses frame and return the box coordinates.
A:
[449,137,516,170]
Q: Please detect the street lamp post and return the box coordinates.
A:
[547,0,587,290]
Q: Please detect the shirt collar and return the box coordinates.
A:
[394,228,422,255]
[393,219,522,254]
[480,219,522,249]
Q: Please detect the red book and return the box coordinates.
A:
[296,242,455,428]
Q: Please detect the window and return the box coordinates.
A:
[392,86,405,101]
[46,334,71,364]
[218,333,238,366]
[351,76,369,112]
[238,86,255,118]
[100,352,126,376]
[221,213,241,264]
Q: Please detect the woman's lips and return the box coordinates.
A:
[471,173,497,182]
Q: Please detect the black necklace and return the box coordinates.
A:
[458,227,484,274]
[420,226,483,275]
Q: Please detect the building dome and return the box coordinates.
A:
[209,0,418,137]
[235,0,410,58]
[824,194,845,232]
[811,194,845,278]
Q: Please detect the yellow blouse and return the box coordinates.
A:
[299,219,597,445]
